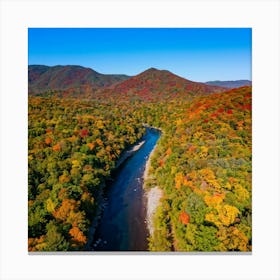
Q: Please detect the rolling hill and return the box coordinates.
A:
[28,65,130,95]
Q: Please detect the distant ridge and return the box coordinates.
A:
[28,65,130,95]
[205,80,252,89]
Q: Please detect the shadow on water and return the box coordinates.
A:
[91,128,160,251]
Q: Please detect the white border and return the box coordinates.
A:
[0,0,279,279]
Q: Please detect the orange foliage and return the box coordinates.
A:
[188,145,196,152]
[179,211,190,225]
[69,226,87,245]
[166,147,172,156]
[96,138,103,146]
[53,199,77,221]
[45,137,53,145]
[87,143,95,150]
[175,172,184,189]
[52,143,61,152]
[58,188,68,200]
[59,173,70,183]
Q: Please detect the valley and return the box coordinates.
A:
[28,65,252,252]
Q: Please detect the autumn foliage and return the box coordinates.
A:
[179,211,190,225]
[28,67,252,252]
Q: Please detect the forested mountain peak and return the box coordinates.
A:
[28,65,130,95]
[28,65,226,100]
[100,67,226,101]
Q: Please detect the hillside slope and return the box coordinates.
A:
[28,65,130,95]
[144,86,252,251]
[98,68,226,101]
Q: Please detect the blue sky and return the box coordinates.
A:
[28,28,251,82]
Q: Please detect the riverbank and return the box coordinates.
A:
[143,126,163,237]
[92,127,161,250]
[87,126,161,250]
[146,186,163,236]
[115,140,145,168]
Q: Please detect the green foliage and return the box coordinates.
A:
[145,87,252,252]
[28,85,252,252]
[43,221,70,251]
[28,97,145,251]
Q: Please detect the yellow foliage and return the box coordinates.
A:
[81,192,94,204]
[216,226,249,251]
[224,182,233,190]
[71,160,81,168]
[46,198,57,213]
[171,166,177,175]
[204,193,225,207]
[96,120,104,129]
[68,135,78,143]
[175,172,184,189]
[28,236,46,252]
[176,118,183,126]
[234,184,250,203]
[205,204,239,227]
[199,146,208,158]
[199,168,221,191]
[66,210,85,227]
[218,205,240,226]
[193,131,203,139]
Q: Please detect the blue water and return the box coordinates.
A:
[93,128,160,251]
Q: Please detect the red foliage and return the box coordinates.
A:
[80,129,89,138]
[243,104,251,111]
[179,211,190,225]
[227,109,233,114]
[159,159,165,167]
[211,113,218,118]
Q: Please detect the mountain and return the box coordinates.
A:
[205,80,252,88]
[28,65,130,95]
[28,65,227,100]
[98,68,226,101]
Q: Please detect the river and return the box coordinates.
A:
[91,127,161,251]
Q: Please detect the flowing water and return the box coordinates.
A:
[92,128,160,251]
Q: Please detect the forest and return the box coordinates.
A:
[28,74,252,251]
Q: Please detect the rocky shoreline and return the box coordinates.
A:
[142,127,163,238]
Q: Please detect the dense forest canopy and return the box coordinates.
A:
[28,67,252,252]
